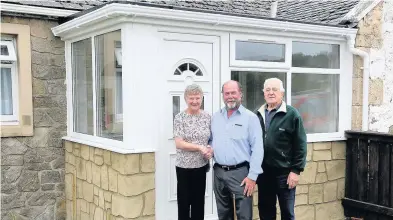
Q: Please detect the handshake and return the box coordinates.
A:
[199,145,213,160]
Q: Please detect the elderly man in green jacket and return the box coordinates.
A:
[255,77,307,220]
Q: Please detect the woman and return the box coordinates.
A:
[173,84,213,220]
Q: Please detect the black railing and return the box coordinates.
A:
[343,131,393,220]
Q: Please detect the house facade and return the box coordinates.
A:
[1,13,68,220]
[1,0,392,220]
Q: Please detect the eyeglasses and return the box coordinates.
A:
[264,87,280,92]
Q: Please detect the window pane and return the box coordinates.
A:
[1,45,9,56]
[231,71,286,111]
[235,40,285,62]
[1,67,13,115]
[72,38,93,135]
[172,96,180,123]
[95,30,123,141]
[292,73,339,133]
[292,42,340,68]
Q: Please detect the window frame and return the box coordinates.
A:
[114,68,123,123]
[0,24,33,137]
[229,36,351,143]
[230,33,291,69]
[66,26,128,152]
[0,40,17,61]
[115,47,122,66]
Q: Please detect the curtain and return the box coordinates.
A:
[1,67,13,115]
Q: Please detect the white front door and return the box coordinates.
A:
[156,32,220,220]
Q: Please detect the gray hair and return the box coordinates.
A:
[184,84,203,98]
[263,78,285,92]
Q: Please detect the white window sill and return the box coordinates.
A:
[306,132,346,143]
[62,136,156,154]
[1,120,19,126]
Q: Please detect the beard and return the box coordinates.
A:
[225,99,241,110]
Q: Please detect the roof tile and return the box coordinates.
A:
[1,0,359,25]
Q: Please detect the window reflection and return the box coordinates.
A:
[172,96,180,123]
[235,41,285,62]
[72,38,93,135]
[231,71,286,112]
[291,73,339,133]
[95,30,123,141]
[292,42,340,69]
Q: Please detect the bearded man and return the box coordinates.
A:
[210,80,264,220]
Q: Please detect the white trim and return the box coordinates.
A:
[0,63,19,123]
[307,132,346,143]
[91,36,97,137]
[291,68,341,74]
[286,70,292,105]
[230,33,291,69]
[62,136,155,154]
[230,67,289,73]
[340,0,383,23]
[114,48,122,66]
[0,41,17,61]
[52,3,358,39]
[1,3,79,17]
[114,69,123,123]
[65,41,73,135]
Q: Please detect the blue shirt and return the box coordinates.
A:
[210,105,264,181]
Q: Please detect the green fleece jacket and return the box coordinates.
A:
[255,101,307,174]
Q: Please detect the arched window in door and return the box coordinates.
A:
[173,62,204,76]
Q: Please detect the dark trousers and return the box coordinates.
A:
[176,165,207,220]
[213,165,253,220]
[257,172,296,220]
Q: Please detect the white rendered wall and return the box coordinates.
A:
[368,1,393,132]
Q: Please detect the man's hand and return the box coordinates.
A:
[204,146,213,160]
[199,145,209,155]
[240,177,256,197]
[287,172,299,189]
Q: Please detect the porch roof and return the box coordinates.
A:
[2,0,359,27]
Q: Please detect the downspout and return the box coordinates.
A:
[347,35,370,131]
[270,0,278,18]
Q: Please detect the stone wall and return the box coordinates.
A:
[64,141,155,220]
[353,1,393,133]
[1,16,67,220]
[252,141,346,220]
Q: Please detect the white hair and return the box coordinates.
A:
[184,84,203,97]
[263,78,285,92]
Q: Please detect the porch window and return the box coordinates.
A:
[292,42,340,69]
[230,34,291,68]
[71,30,123,141]
[72,38,94,135]
[231,36,348,141]
[95,31,123,141]
[235,40,285,62]
[231,71,286,112]
[291,73,339,133]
